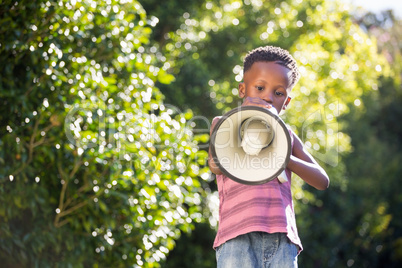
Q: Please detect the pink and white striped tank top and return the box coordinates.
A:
[213,130,303,254]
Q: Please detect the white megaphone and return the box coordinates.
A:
[210,106,292,185]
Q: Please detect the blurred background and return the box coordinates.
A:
[0,0,401,267]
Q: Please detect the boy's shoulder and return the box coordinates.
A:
[212,116,222,123]
[211,116,222,130]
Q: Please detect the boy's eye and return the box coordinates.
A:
[256,86,264,91]
[275,91,284,96]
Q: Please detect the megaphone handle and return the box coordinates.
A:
[278,170,288,183]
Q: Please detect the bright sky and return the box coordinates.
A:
[345,0,402,18]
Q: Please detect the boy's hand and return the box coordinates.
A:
[242,97,279,115]
[242,97,272,109]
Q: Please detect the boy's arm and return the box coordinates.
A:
[287,132,330,190]
[208,116,223,175]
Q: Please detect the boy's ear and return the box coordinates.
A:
[238,82,245,98]
[282,96,292,110]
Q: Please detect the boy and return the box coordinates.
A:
[208,46,329,267]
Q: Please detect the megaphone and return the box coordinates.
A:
[210,106,291,185]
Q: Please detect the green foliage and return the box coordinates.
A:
[148,0,386,177]
[161,223,216,268]
[336,12,402,267]
[0,0,210,267]
[335,75,402,267]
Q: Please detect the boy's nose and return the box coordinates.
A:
[262,99,272,105]
[262,93,273,104]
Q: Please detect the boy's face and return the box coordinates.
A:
[239,61,292,113]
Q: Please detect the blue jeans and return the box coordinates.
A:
[216,232,298,268]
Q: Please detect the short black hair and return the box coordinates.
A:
[243,46,300,89]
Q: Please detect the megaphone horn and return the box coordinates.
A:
[210,106,291,185]
[239,115,275,156]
